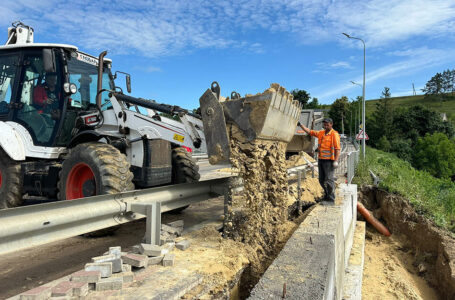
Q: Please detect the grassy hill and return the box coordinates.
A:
[364,94,455,124]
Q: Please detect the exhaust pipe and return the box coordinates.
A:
[96,50,108,110]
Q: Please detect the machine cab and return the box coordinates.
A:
[0,28,114,148]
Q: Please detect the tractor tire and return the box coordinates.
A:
[169,147,200,213]
[0,149,23,209]
[58,142,134,235]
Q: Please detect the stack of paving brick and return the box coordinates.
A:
[18,221,191,299]
[160,220,184,244]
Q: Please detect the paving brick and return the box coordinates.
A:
[95,276,123,291]
[70,270,101,283]
[147,255,164,265]
[108,246,122,258]
[163,241,175,251]
[51,281,73,297]
[19,286,52,300]
[131,245,141,254]
[139,244,169,257]
[122,264,132,273]
[85,262,113,278]
[92,254,123,273]
[176,239,191,251]
[161,224,183,236]
[167,220,184,228]
[160,233,175,245]
[162,254,175,267]
[121,253,148,268]
[112,271,134,283]
[70,281,89,297]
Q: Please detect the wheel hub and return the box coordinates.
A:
[66,163,96,200]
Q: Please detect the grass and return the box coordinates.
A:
[364,94,455,124]
[353,147,455,233]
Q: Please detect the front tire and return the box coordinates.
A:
[0,149,23,209]
[58,143,134,236]
[169,147,200,213]
[58,142,134,200]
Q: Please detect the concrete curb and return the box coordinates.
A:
[249,184,358,300]
[343,221,366,300]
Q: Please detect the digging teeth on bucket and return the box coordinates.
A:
[199,82,302,165]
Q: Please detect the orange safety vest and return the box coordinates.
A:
[310,129,341,160]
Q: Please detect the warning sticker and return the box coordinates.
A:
[76,52,99,66]
[173,134,185,143]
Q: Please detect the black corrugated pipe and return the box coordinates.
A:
[96,51,107,110]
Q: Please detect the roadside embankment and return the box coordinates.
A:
[359,186,455,299]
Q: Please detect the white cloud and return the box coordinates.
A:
[1,0,454,57]
[315,47,454,100]
[330,62,352,69]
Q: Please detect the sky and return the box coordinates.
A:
[2,0,455,110]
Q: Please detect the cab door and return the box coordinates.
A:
[13,50,64,147]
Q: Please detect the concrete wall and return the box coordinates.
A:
[249,184,357,300]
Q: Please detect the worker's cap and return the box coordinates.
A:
[322,118,333,123]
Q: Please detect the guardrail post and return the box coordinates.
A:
[145,202,161,246]
[297,170,302,214]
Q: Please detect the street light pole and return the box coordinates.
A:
[344,33,366,159]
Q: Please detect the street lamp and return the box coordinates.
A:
[350,81,362,136]
[343,33,366,159]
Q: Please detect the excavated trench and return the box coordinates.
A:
[359,186,455,299]
[216,121,322,299]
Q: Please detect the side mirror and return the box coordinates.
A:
[126,75,131,93]
[43,49,56,73]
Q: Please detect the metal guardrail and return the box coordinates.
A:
[335,140,359,184]
[0,177,230,256]
[0,160,319,256]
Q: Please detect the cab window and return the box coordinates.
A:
[0,54,19,115]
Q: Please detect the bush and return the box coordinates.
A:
[389,138,413,162]
[412,132,455,178]
[376,136,391,152]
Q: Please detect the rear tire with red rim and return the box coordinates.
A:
[0,148,23,209]
[58,142,134,235]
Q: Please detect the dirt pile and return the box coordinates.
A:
[360,186,455,299]
[286,152,316,168]
[363,229,439,299]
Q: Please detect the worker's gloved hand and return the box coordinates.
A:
[297,121,301,126]
[333,161,339,168]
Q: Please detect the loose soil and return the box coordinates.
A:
[360,186,455,299]
[363,228,439,299]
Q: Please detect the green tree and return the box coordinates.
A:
[369,87,394,145]
[291,89,311,107]
[392,105,454,140]
[413,132,455,178]
[306,97,320,109]
[328,96,349,134]
[422,72,445,101]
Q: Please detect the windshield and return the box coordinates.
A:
[66,52,114,110]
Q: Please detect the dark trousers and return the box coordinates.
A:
[318,159,335,202]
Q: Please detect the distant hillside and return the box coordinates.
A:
[365,94,455,124]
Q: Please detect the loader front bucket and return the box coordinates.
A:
[199,82,302,164]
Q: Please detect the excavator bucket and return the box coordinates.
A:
[199,82,302,164]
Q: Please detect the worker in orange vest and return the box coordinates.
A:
[298,118,341,204]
